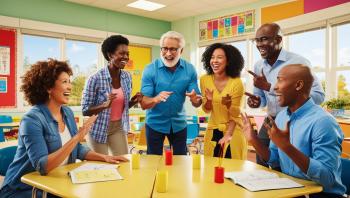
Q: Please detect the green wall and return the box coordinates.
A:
[0,0,171,39]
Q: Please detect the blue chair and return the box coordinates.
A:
[186,123,200,154]
[186,123,199,145]
[0,146,17,176]
[341,157,350,195]
[0,115,13,142]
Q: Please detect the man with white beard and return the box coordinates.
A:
[140,31,202,155]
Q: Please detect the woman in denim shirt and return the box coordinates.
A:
[0,59,128,198]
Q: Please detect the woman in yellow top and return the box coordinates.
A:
[200,43,247,159]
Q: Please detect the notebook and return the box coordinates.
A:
[68,163,123,184]
[224,170,304,192]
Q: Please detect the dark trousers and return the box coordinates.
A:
[145,124,187,155]
[212,129,231,158]
[0,185,60,198]
[256,116,281,171]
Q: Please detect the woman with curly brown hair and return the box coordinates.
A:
[0,59,128,198]
[200,43,247,159]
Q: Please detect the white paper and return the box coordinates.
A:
[225,170,304,192]
[69,163,123,184]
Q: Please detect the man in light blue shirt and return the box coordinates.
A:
[140,31,202,155]
[242,64,345,198]
[245,23,325,167]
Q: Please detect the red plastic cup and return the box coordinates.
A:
[165,149,173,165]
[214,166,224,183]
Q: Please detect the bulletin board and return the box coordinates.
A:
[199,10,255,42]
[0,28,16,108]
[124,45,151,96]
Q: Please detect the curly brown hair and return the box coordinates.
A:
[20,59,73,105]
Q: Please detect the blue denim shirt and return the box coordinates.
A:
[1,104,90,191]
[141,58,200,133]
[268,99,346,195]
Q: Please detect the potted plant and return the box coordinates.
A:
[323,97,350,117]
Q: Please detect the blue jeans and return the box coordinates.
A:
[145,124,187,155]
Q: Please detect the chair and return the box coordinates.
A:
[341,158,350,195]
[0,146,17,176]
[186,123,199,153]
[186,123,199,145]
[130,123,148,154]
[0,115,13,142]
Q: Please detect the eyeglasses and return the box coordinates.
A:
[253,36,277,44]
[160,47,179,53]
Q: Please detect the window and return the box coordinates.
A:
[336,23,350,98]
[65,40,99,106]
[23,35,60,71]
[288,28,327,95]
[289,29,326,69]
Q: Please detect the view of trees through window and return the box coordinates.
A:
[22,35,99,106]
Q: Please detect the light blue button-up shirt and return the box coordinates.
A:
[268,98,346,195]
[253,49,325,117]
[141,58,200,133]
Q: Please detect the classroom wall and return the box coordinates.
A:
[0,0,171,62]
[171,0,282,65]
[0,0,171,39]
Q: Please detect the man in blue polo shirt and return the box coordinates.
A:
[140,31,202,155]
[242,64,345,198]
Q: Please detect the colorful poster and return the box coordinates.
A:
[0,46,10,75]
[207,21,213,39]
[218,19,225,38]
[199,10,255,41]
[0,77,7,93]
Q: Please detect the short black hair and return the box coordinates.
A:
[101,35,129,61]
[201,43,244,78]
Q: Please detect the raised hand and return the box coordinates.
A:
[103,93,117,108]
[154,91,173,103]
[186,89,202,104]
[240,112,258,142]
[248,70,271,91]
[205,88,214,101]
[76,115,98,142]
[221,94,232,109]
[130,92,143,103]
[264,116,291,150]
[245,92,261,108]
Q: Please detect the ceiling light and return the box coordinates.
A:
[127,0,165,11]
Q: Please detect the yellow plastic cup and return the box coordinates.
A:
[131,153,140,169]
[192,154,201,169]
[156,170,168,193]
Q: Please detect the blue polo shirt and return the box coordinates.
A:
[141,58,200,134]
[268,98,346,196]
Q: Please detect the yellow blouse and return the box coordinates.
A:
[200,74,244,132]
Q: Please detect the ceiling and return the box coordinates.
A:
[65,0,260,21]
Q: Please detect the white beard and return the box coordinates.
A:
[161,55,180,68]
